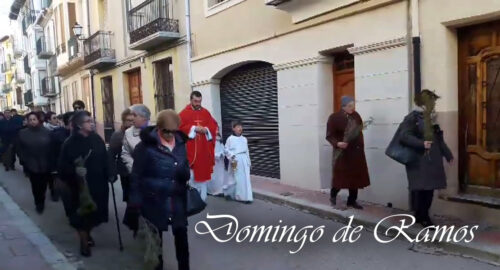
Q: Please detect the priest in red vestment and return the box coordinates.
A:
[179,91,218,201]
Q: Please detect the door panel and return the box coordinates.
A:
[458,20,500,189]
[128,69,142,105]
[101,77,114,143]
[154,59,175,111]
[334,70,355,112]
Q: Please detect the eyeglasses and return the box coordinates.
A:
[161,128,176,134]
[74,106,83,110]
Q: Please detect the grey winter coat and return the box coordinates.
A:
[400,111,454,191]
[17,126,53,174]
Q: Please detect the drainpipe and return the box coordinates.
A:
[408,0,421,106]
[185,0,193,89]
[86,0,97,121]
[407,0,420,211]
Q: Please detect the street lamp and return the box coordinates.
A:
[72,22,84,39]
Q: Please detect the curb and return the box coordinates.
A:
[0,187,77,270]
[253,188,500,266]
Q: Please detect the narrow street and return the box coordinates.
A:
[0,165,498,270]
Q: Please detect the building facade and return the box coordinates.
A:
[189,0,500,225]
[86,0,191,141]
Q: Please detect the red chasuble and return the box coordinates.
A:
[179,105,218,182]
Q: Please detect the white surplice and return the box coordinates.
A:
[207,140,226,196]
[224,135,253,202]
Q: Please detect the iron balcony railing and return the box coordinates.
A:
[36,36,54,58]
[41,77,56,97]
[83,31,115,65]
[24,89,33,106]
[68,36,82,61]
[128,0,179,44]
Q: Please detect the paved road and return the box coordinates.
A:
[0,165,498,270]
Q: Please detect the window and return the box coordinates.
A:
[205,0,245,17]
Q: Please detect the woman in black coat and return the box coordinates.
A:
[400,90,453,227]
[58,111,110,257]
[16,112,53,213]
[127,109,191,270]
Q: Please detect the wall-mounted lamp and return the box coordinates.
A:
[72,22,84,40]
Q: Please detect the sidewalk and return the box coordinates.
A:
[251,176,500,265]
[0,186,76,270]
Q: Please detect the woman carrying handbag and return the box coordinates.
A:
[125,109,195,270]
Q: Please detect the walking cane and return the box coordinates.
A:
[110,182,124,251]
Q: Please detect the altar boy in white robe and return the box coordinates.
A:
[208,129,226,196]
[224,120,253,203]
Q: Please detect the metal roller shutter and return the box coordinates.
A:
[220,62,280,179]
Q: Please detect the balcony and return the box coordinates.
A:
[1,84,12,94]
[23,55,30,74]
[128,0,180,50]
[24,89,33,106]
[56,43,66,56]
[13,42,24,58]
[41,77,57,97]
[68,36,83,62]
[36,36,55,59]
[15,69,25,83]
[265,0,291,5]
[41,0,53,9]
[83,31,116,69]
[266,0,363,23]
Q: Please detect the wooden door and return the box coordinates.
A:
[458,20,500,189]
[101,77,115,143]
[128,69,142,105]
[333,52,355,112]
[154,58,175,111]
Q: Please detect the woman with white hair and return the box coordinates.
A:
[122,104,151,175]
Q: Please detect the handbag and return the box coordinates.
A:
[385,123,419,165]
[186,185,207,216]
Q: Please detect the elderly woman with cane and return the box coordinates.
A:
[58,111,111,257]
[125,109,191,270]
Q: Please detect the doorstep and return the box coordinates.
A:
[251,176,500,265]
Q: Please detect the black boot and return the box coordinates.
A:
[330,188,338,206]
[347,202,364,210]
[35,203,44,214]
[79,231,91,257]
[155,255,163,270]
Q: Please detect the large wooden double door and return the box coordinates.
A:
[459,21,500,190]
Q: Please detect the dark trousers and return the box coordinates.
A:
[413,190,434,222]
[3,143,16,169]
[331,188,358,204]
[159,227,189,270]
[120,175,130,202]
[28,173,50,207]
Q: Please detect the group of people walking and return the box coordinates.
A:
[0,86,454,269]
[0,91,254,270]
[327,90,454,228]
